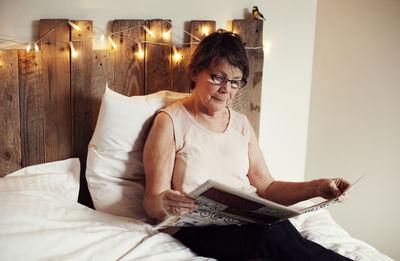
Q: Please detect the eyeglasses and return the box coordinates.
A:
[202,67,247,89]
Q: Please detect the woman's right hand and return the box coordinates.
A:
[143,190,198,221]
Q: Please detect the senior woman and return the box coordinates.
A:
[143,31,352,261]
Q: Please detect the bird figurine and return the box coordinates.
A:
[252,6,266,21]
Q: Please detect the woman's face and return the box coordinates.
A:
[192,58,243,115]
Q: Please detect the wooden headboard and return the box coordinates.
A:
[0,18,263,207]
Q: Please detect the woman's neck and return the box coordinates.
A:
[183,95,230,133]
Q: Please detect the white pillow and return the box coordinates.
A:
[0,158,80,202]
[86,85,189,222]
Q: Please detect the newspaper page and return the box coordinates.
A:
[155,180,301,229]
[155,176,364,229]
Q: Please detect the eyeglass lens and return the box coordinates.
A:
[211,74,246,89]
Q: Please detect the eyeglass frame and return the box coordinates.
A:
[202,67,247,89]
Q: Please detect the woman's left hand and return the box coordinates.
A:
[315,178,351,200]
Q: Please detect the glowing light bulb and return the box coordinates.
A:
[34,43,39,52]
[26,43,31,53]
[163,29,171,40]
[69,42,77,58]
[202,27,209,36]
[108,36,117,50]
[263,41,271,54]
[68,21,81,31]
[143,25,155,37]
[172,46,182,62]
[136,42,144,59]
[100,34,105,42]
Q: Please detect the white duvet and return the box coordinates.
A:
[0,190,212,261]
[0,191,393,261]
[0,159,212,261]
[0,158,393,261]
[290,204,393,261]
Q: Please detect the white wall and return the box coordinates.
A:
[258,1,317,182]
[306,0,400,259]
[0,0,317,182]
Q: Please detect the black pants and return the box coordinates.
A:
[173,220,353,261]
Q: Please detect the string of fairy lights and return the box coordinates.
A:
[0,19,264,63]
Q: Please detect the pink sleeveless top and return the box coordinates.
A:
[160,101,257,195]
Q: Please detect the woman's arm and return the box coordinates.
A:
[143,112,197,221]
[247,124,350,206]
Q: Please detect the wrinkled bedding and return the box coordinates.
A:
[0,158,392,261]
[0,191,393,261]
[0,190,213,261]
[290,202,393,261]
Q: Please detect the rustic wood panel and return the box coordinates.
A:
[93,49,113,128]
[190,20,216,54]
[18,50,44,167]
[145,19,172,94]
[71,20,94,157]
[40,19,72,162]
[232,19,264,137]
[0,18,264,209]
[70,20,94,207]
[0,50,21,176]
[112,20,145,96]
[171,46,191,93]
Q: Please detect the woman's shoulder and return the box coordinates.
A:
[157,100,193,135]
[159,99,186,115]
[229,107,250,138]
[153,111,174,131]
[229,107,249,124]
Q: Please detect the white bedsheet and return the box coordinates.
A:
[0,190,213,261]
[290,202,393,261]
[1,191,393,261]
[0,158,392,261]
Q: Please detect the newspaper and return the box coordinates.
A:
[155,176,364,229]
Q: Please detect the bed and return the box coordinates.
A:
[0,18,394,260]
[0,86,394,261]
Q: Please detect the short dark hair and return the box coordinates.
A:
[188,31,249,89]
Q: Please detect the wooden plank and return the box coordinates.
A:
[93,49,113,128]
[232,19,264,137]
[18,50,44,167]
[190,20,216,54]
[70,20,94,207]
[112,19,145,96]
[171,46,191,93]
[40,19,72,162]
[145,19,172,94]
[0,50,21,176]
[71,20,93,161]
